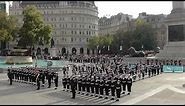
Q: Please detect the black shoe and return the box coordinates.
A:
[86,93,89,96]
[36,88,40,90]
[48,87,50,88]
[110,98,114,100]
[127,93,130,95]
[116,99,119,101]
[105,97,108,99]
[95,95,98,97]
[90,94,93,96]
[62,89,65,91]
[78,92,80,94]
[71,97,75,99]
[55,88,57,90]
[99,96,102,98]
[122,92,125,94]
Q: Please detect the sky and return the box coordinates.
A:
[95,1,172,18]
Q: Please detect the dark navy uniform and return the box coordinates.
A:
[62,77,67,91]
[104,78,111,99]
[99,78,104,98]
[95,78,100,97]
[90,77,95,96]
[115,80,121,101]
[77,77,82,93]
[126,77,132,95]
[110,79,116,100]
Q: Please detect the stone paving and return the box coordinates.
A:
[0,71,185,105]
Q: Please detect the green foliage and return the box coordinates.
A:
[0,11,18,42]
[88,35,113,50]
[18,5,52,47]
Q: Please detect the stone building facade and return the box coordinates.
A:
[9,1,98,55]
[138,12,167,49]
[98,13,133,36]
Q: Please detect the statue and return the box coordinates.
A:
[128,47,145,57]
[51,38,55,48]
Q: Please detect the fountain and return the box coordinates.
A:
[5,49,33,64]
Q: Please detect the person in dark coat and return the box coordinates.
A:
[62,76,67,91]
[7,68,13,85]
[77,76,82,94]
[115,80,121,101]
[126,75,132,95]
[95,77,100,97]
[90,76,95,96]
[66,76,70,91]
[104,77,111,99]
[54,72,58,89]
[99,77,104,98]
[36,73,41,90]
[121,75,127,94]
[110,78,116,100]
[47,72,52,88]
[70,77,77,99]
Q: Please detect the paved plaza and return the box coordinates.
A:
[0,71,185,105]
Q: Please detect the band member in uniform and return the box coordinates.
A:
[62,76,67,91]
[99,77,104,98]
[110,77,116,100]
[126,75,132,95]
[104,77,111,99]
[70,77,77,99]
[121,75,127,94]
[40,70,45,87]
[86,76,91,96]
[66,76,70,91]
[77,76,82,94]
[47,72,52,88]
[54,72,58,89]
[115,79,121,101]
[95,77,100,97]
[81,76,86,95]
[7,68,13,85]
[90,76,95,96]
[36,72,40,90]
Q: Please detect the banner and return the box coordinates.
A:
[163,65,183,73]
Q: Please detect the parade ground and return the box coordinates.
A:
[0,71,185,105]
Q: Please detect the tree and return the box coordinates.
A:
[0,11,19,49]
[18,5,52,48]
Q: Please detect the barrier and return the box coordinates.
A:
[163,65,183,73]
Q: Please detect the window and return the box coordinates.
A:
[86,31,88,35]
[75,31,77,34]
[71,31,73,34]
[86,38,89,42]
[71,37,73,42]
[79,31,81,34]
[89,25,91,29]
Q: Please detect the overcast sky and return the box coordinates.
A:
[95,1,172,18]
